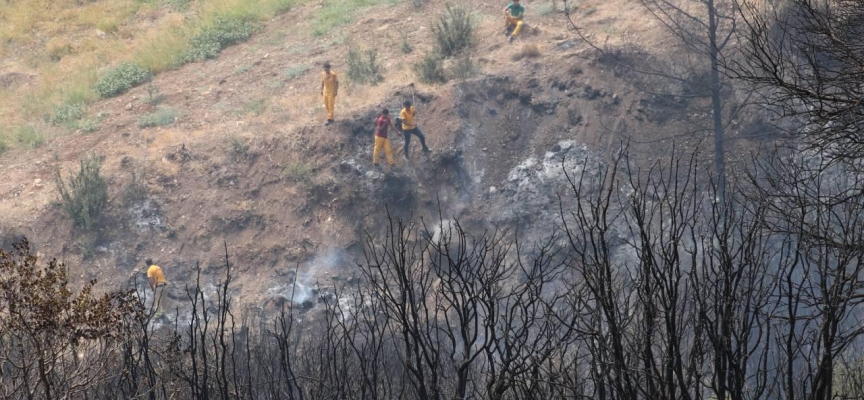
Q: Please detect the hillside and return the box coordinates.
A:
[0,0,767,314]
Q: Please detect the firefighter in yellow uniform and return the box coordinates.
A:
[145,259,168,316]
[503,0,526,42]
[321,62,339,125]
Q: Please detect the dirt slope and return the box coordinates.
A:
[0,0,766,313]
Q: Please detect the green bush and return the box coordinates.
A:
[48,103,85,126]
[123,169,149,205]
[182,17,255,63]
[95,62,150,98]
[433,4,475,58]
[414,52,447,84]
[55,154,108,231]
[450,55,478,80]
[347,47,383,85]
[227,136,251,160]
[283,65,309,80]
[282,163,311,184]
[139,108,178,128]
[400,31,413,54]
[76,119,101,133]
[16,125,44,148]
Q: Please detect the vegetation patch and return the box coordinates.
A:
[15,125,44,148]
[282,163,312,184]
[181,17,256,63]
[347,47,383,85]
[95,62,150,98]
[227,136,251,160]
[450,55,478,80]
[433,4,475,58]
[414,53,447,84]
[76,118,101,133]
[283,65,310,80]
[55,154,108,231]
[239,99,269,116]
[400,31,413,54]
[310,0,399,37]
[48,103,85,126]
[139,108,178,128]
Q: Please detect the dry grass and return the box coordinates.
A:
[511,44,542,61]
[0,0,312,151]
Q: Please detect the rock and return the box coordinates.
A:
[489,186,498,194]
[96,30,106,39]
[125,103,133,111]
[558,41,576,50]
[33,179,43,187]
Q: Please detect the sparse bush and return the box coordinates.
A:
[283,64,310,80]
[76,119,101,133]
[182,17,255,63]
[227,136,251,160]
[414,52,447,84]
[123,169,149,205]
[168,0,193,11]
[401,31,413,54]
[450,55,478,80]
[347,47,383,85]
[139,108,178,128]
[0,139,8,155]
[433,4,475,58]
[96,62,150,98]
[48,102,85,126]
[144,80,165,106]
[239,99,268,116]
[512,43,542,61]
[412,0,424,8]
[282,163,312,184]
[536,1,557,16]
[55,154,108,230]
[46,38,74,61]
[16,125,44,148]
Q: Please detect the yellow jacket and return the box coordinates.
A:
[400,106,417,130]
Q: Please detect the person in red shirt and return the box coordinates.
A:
[373,108,399,168]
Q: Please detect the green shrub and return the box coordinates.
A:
[167,0,193,11]
[139,108,178,128]
[123,169,149,205]
[450,55,478,80]
[282,163,311,184]
[182,17,255,63]
[144,81,164,106]
[55,154,108,231]
[400,31,413,54]
[347,47,382,85]
[536,1,557,16]
[48,103,85,126]
[227,136,251,160]
[414,52,447,84]
[16,125,44,148]
[96,62,150,98]
[76,119,101,133]
[433,4,475,58]
[283,65,309,80]
[240,99,268,116]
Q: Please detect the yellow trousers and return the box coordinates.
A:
[323,93,336,120]
[506,16,524,37]
[152,283,168,316]
[373,136,394,166]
